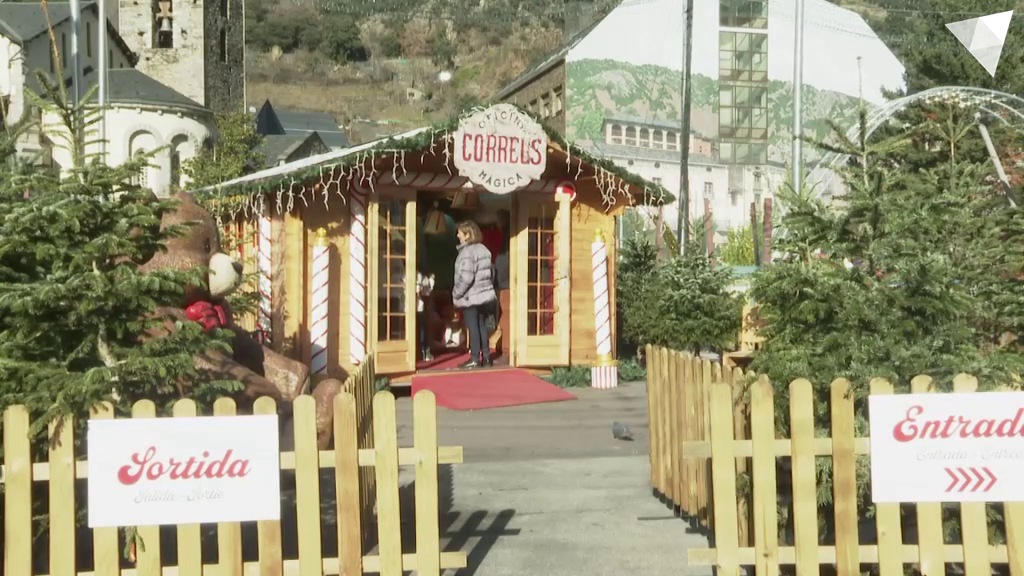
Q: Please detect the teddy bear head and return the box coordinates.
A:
[139,190,243,305]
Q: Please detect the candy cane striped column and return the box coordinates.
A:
[591,228,618,389]
[256,214,273,346]
[310,228,330,375]
[349,183,368,365]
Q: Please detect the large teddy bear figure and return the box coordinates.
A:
[139,190,341,448]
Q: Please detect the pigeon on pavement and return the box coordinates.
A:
[612,421,634,441]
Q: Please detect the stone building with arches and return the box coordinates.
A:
[0,0,237,197]
[44,68,216,196]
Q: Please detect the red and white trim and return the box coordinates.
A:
[592,233,613,358]
[348,181,368,365]
[310,230,330,375]
[255,214,273,345]
[591,230,617,389]
[591,365,619,390]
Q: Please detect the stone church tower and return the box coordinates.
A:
[116,0,244,113]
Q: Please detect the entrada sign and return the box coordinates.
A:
[453,103,548,194]
[87,414,281,527]
[869,391,1024,503]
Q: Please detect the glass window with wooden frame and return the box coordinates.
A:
[377,199,407,341]
[526,204,557,336]
[719,32,767,82]
[720,0,768,28]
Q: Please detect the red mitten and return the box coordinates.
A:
[185,301,228,332]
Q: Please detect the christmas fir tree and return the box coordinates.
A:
[749,101,1024,544]
[0,55,242,560]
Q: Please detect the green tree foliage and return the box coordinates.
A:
[719,226,755,266]
[617,235,661,358]
[865,0,1023,96]
[0,75,242,434]
[753,105,1024,413]
[617,236,743,357]
[245,0,368,62]
[183,113,264,190]
[748,103,1024,541]
[657,245,744,354]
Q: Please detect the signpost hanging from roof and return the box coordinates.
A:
[453,103,548,194]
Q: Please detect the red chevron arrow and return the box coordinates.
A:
[982,467,998,492]
[971,467,986,491]
[945,467,960,492]
[957,467,971,492]
[943,467,999,493]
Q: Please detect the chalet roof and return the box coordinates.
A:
[191,107,674,215]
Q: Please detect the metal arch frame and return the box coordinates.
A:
[809,86,1024,186]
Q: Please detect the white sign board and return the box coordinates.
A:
[453,103,548,194]
[87,414,281,527]
[869,392,1024,503]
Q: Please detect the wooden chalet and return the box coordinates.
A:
[195,104,669,380]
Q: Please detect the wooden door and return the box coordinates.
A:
[368,189,417,374]
[513,195,570,366]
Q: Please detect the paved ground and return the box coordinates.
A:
[391,381,713,576]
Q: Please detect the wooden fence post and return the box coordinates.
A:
[132,400,161,576]
[953,375,990,576]
[750,376,779,576]
[674,351,688,514]
[173,399,202,575]
[90,402,120,576]
[830,379,858,576]
[868,379,903,576]
[666,347,679,506]
[683,354,698,520]
[335,392,363,576]
[373,391,403,576]
[911,376,945,576]
[414,390,442,576]
[255,397,284,576]
[214,398,244,576]
[659,348,671,496]
[48,414,76,576]
[4,406,32,576]
[789,380,819,576]
[294,396,324,576]
[709,382,740,576]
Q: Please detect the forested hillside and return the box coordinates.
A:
[244,0,617,143]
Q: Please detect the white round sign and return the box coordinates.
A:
[453,104,548,194]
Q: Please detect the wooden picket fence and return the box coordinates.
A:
[1,357,467,576]
[645,345,749,541]
[646,344,1024,576]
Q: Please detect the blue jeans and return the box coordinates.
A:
[462,303,493,362]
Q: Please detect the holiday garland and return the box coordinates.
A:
[192,106,675,222]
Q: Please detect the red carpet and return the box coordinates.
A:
[411,369,576,410]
